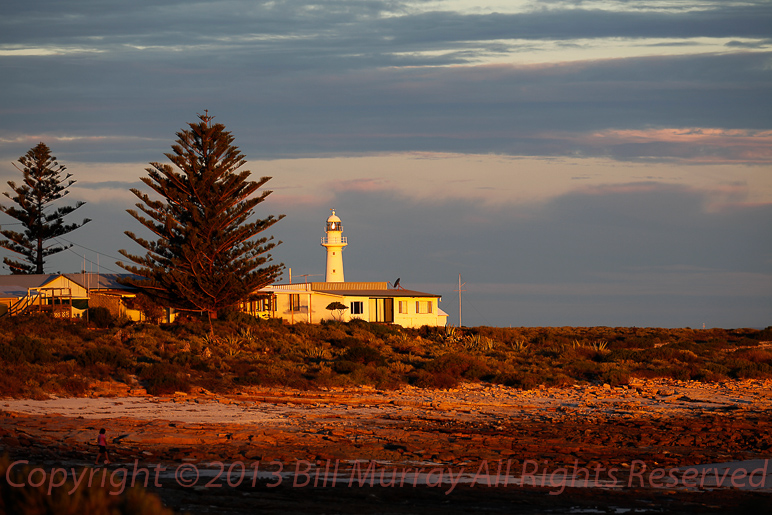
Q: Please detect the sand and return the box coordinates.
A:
[2,378,771,514]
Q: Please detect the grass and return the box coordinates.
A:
[0,311,771,397]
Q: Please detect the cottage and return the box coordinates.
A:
[0,274,87,318]
[0,272,178,322]
[244,210,448,328]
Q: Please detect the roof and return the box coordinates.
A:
[313,288,441,299]
[0,274,63,290]
[0,285,31,298]
[63,273,140,291]
[0,274,77,298]
[263,281,441,299]
[0,273,140,296]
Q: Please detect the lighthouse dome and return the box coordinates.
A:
[326,209,342,231]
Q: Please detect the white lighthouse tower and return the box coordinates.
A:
[321,209,347,282]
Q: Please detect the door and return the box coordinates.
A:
[371,298,394,323]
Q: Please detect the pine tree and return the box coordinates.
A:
[0,143,91,274]
[118,112,284,320]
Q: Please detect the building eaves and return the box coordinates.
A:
[313,288,441,298]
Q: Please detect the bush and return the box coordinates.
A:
[329,336,363,349]
[57,376,90,395]
[496,371,540,390]
[424,352,489,380]
[599,368,630,386]
[88,306,115,328]
[566,360,604,382]
[728,360,772,379]
[129,293,165,324]
[332,360,361,374]
[139,363,190,395]
[342,345,384,366]
[0,456,176,515]
[0,335,51,363]
[76,347,128,368]
[412,370,459,389]
[734,348,772,364]
[0,343,23,363]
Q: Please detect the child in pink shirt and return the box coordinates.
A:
[95,428,110,464]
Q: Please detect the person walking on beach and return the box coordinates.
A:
[95,428,110,464]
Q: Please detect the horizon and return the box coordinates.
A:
[1,0,770,329]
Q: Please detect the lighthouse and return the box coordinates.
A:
[321,209,347,282]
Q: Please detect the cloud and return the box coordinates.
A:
[7,1,769,42]
[565,128,772,164]
[2,1,770,162]
[331,178,392,192]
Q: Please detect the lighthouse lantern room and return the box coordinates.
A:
[321,209,347,282]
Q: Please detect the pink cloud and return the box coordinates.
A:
[330,178,392,192]
[574,128,772,165]
[269,193,328,208]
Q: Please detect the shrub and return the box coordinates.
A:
[0,343,23,363]
[542,372,574,388]
[1,335,51,363]
[76,347,128,368]
[669,365,697,381]
[496,371,540,390]
[329,336,364,349]
[0,456,175,515]
[139,363,190,395]
[332,360,361,374]
[599,368,630,386]
[88,306,115,328]
[129,293,165,324]
[566,360,604,382]
[350,365,400,389]
[609,349,640,362]
[57,376,90,395]
[412,370,459,389]
[728,361,772,379]
[342,345,384,366]
[734,349,772,364]
[424,352,490,380]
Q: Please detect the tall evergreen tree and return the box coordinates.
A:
[118,112,284,320]
[0,143,91,274]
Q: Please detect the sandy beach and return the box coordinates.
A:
[2,378,771,513]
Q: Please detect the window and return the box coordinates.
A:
[398,300,407,314]
[253,296,274,312]
[260,297,274,312]
[351,301,364,315]
[289,294,301,312]
[416,301,433,314]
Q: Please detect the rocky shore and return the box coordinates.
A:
[2,378,771,513]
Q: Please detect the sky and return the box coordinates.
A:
[1,0,770,328]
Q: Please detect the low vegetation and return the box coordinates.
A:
[1,310,771,397]
[0,455,175,515]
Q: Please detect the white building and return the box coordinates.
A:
[244,210,448,328]
[0,273,176,322]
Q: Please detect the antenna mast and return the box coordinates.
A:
[455,274,466,327]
